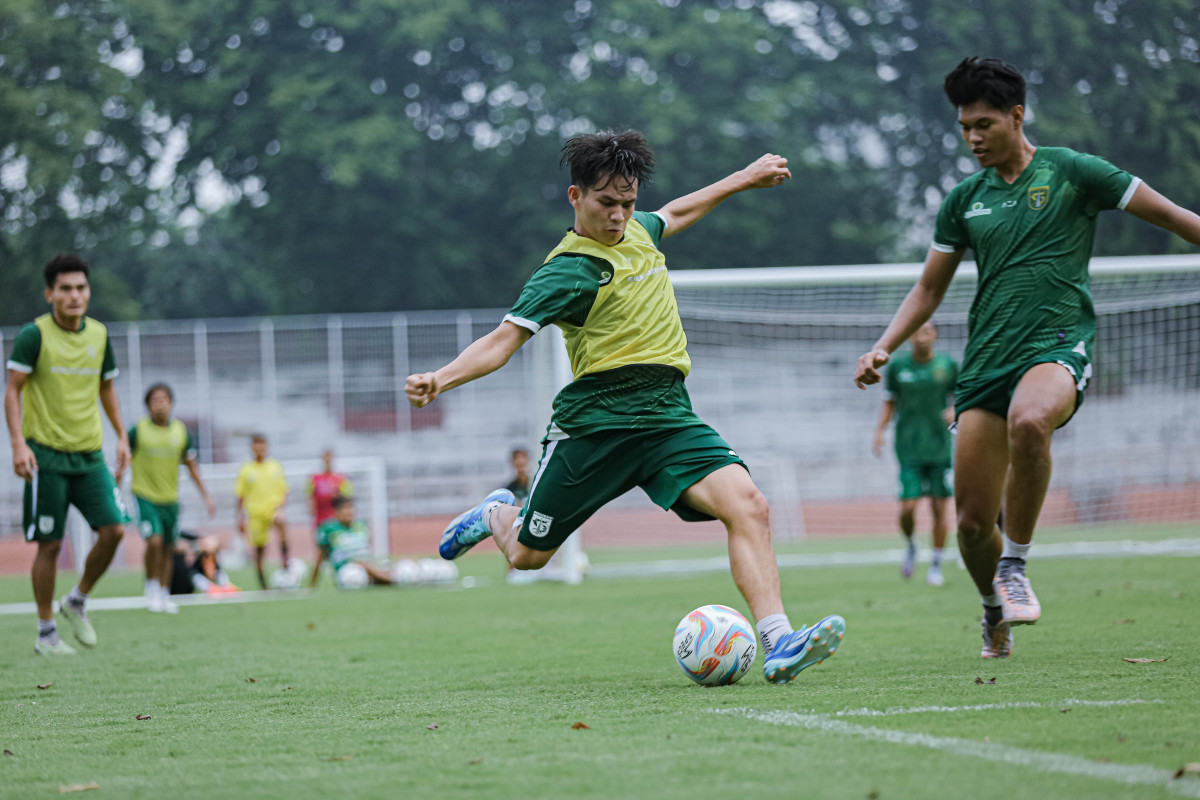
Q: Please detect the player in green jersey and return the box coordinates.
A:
[855,58,1200,659]
[310,496,393,587]
[4,255,132,655]
[407,130,846,684]
[129,382,216,614]
[872,321,958,586]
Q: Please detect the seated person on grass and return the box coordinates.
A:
[310,496,391,587]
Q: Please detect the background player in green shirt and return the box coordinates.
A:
[872,321,957,586]
[310,496,392,587]
[855,58,1200,659]
[129,382,216,614]
[4,255,132,655]
[407,130,845,685]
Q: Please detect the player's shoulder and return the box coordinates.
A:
[539,251,610,282]
[83,316,109,335]
[945,170,989,201]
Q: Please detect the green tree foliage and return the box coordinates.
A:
[2,0,1198,323]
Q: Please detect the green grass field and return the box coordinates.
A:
[1,545,1197,799]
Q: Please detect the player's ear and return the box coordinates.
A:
[567,184,582,208]
[1010,104,1024,128]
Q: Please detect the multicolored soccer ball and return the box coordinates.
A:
[673,604,757,686]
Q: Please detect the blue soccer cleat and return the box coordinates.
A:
[763,614,845,684]
[439,489,515,560]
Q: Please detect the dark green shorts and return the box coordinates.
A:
[516,425,745,551]
[898,463,953,500]
[23,466,130,542]
[136,496,181,544]
[955,345,1091,426]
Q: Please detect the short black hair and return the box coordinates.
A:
[44,254,90,288]
[144,382,174,407]
[331,495,353,510]
[560,129,655,192]
[944,57,1025,111]
[251,433,267,443]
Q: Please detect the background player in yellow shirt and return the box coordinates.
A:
[234,433,289,589]
[129,382,216,613]
[5,255,131,655]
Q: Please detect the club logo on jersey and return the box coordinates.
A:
[964,201,992,219]
[86,345,98,359]
[529,512,553,538]
[1028,186,1049,210]
[598,270,612,286]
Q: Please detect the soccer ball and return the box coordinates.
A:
[336,563,369,590]
[390,559,420,586]
[269,563,302,591]
[673,604,758,686]
[416,558,444,584]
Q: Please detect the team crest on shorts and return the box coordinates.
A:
[1028,185,1049,210]
[39,516,55,533]
[529,512,554,538]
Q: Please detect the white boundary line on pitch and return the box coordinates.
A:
[710,705,1200,799]
[589,537,1200,579]
[831,697,1164,717]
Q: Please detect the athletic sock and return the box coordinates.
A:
[480,501,505,534]
[67,586,88,607]
[37,618,59,641]
[756,613,793,655]
[1001,536,1031,561]
[931,548,944,568]
[980,592,1004,626]
[146,579,160,598]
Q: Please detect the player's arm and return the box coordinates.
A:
[5,370,36,480]
[310,548,325,588]
[184,456,217,517]
[854,248,964,389]
[406,320,532,408]
[1123,183,1200,245]
[873,399,894,458]
[99,378,131,482]
[655,153,791,239]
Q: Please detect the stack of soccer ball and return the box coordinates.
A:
[389,558,458,587]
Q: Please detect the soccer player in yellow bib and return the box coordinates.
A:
[234,433,289,589]
[407,130,846,684]
[855,58,1200,659]
[5,255,132,655]
[129,382,216,613]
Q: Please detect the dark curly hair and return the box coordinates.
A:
[944,57,1025,111]
[560,129,655,192]
[44,254,90,288]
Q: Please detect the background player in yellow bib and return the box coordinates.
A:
[129,382,216,613]
[407,130,845,684]
[854,58,1200,659]
[5,255,132,655]
[234,433,289,589]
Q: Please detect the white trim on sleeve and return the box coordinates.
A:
[6,360,33,374]
[930,242,960,254]
[502,314,542,335]
[649,210,667,234]
[1116,176,1142,211]
[102,368,120,381]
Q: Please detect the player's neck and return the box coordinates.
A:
[912,348,934,363]
[50,310,83,332]
[150,416,171,427]
[993,138,1037,184]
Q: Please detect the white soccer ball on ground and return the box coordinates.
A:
[672,604,758,686]
[416,558,443,584]
[336,562,370,590]
[270,566,301,590]
[434,560,458,583]
[390,559,420,586]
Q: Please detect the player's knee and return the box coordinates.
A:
[509,548,553,571]
[956,513,993,548]
[96,525,123,545]
[1007,411,1053,456]
[38,540,63,559]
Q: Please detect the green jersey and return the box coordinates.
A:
[885,351,957,466]
[316,518,370,571]
[932,147,1139,391]
[129,417,196,504]
[505,210,703,439]
[7,314,117,472]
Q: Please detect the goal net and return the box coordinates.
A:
[571,255,1200,550]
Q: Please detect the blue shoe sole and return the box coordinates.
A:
[439,489,515,561]
[764,614,845,684]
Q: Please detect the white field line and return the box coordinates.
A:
[711,707,1200,799]
[589,537,1200,579]
[831,698,1164,717]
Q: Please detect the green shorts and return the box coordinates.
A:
[898,463,953,500]
[516,425,745,551]
[955,344,1092,425]
[23,466,130,542]
[136,496,181,544]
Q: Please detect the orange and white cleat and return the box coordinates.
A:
[995,562,1041,625]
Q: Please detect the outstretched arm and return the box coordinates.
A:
[656,153,791,239]
[854,247,963,389]
[873,399,894,458]
[1124,183,1200,245]
[406,320,532,408]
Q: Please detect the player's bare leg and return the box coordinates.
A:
[254,545,267,589]
[274,514,290,567]
[489,505,555,571]
[927,496,949,586]
[78,524,123,595]
[32,540,62,622]
[898,498,918,578]
[362,563,394,584]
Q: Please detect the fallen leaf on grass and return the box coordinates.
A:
[572,722,590,730]
[1059,708,1071,713]
[136,715,151,721]
[1174,764,1200,779]
[246,677,258,683]
[59,784,99,794]
[284,687,294,691]
[974,677,996,685]
[426,724,438,730]
[37,683,54,690]
[868,791,879,800]
[1114,619,1136,625]
[1122,657,1169,664]
[306,623,316,631]
[325,756,353,762]
[468,759,483,766]
[4,750,13,756]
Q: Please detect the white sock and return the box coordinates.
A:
[480,501,504,535]
[931,548,944,568]
[146,579,160,597]
[67,586,87,606]
[1001,536,1031,561]
[37,618,58,640]
[756,613,793,655]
